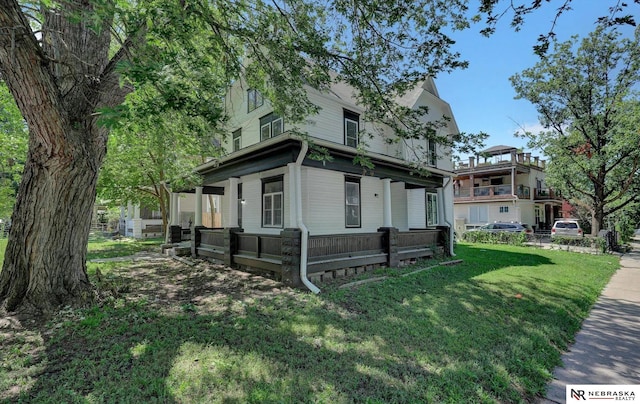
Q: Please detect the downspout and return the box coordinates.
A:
[295,141,320,294]
[442,176,456,256]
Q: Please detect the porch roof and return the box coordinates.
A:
[194,133,452,189]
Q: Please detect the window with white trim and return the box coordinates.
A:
[426,192,438,226]
[345,177,361,227]
[260,113,283,141]
[427,139,437,166]
[232,129,241,152]
[247,89,264,112]
[262,177,283,227]
[499,206,509,213]
[237,183,243,228]
[344,110,359,148]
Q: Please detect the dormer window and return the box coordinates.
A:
[260,113,283,141]
[248,89,264,112]
[344,110,359,148]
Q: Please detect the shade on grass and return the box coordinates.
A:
[1,242,618,403]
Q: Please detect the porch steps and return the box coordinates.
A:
[161,243,191,257]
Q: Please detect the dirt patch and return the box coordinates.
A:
[94,256,297,314]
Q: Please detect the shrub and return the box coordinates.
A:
[551,236,608,253]
[461,231,527,245]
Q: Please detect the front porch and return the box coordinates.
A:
[169,226,449,288]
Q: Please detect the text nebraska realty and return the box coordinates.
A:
[573,389,636,400]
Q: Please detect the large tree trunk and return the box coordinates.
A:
[0,125,105,313]
[0,0,135,315]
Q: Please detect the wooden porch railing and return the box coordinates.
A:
[307,232,387,274]
[191,226,449,286]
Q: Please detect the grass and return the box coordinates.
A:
[0,238,6,267]
[0,241,620,403]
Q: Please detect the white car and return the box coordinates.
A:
[551,220,583,238]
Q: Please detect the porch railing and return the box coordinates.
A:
[191,226,450,287]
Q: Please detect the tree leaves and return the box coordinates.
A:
[510,25,640,232]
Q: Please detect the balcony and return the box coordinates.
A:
[533,188,562,200]
[454,185,531,201]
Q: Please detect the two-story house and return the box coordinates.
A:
[453,145,566,234]
[170,77,460,291]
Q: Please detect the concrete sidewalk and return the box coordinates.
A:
[539,241,640,403]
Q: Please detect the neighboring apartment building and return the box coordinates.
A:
[169,77,460,289]
[453,145,566,234]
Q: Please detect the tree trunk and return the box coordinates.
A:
[0,125,105,314]
[0,1,135,315]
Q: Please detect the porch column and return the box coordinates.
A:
[132,204,142,239]
[228,177,239,228]
[127,201,133,221]
[171,193,179,226]
[287,163,298,226]
[511,167,516,196]
[195,186,203,227]
[382,178,392,227]
[119,206,126,235]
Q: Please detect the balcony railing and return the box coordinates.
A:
[454,185,530,200]
[534,188,562,200]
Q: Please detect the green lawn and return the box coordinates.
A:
[0,238,6,268]
[0,241,619,403]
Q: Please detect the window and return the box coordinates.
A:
[237,183,243,228]
[344,110,359,148]
[345,177,361,227]
[426,192,438,226]
[262,177,283,227]
[260,113,283,141]
[499,206,509,213]
[470,205,488,223]
[427,139,437,166]
[232,129,241,152]
[247,89,264,112]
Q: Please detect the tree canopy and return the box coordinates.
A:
[511,25,640,234]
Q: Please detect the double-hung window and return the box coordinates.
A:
[248,89,264,112]
[237,183,243,228]
[344,110,359,148]
[427,139,437,166]
[262,177,283,228]
[345,176,361,227]
[426,192,438,226]
[232,129,241,152]
[260,113,283,141]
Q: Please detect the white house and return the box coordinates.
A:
[171,77,460,290]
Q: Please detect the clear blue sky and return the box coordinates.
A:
[435,1,636,160]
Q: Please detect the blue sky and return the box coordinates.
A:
[435,1,635,160]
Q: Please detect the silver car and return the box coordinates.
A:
[551,220,583,238]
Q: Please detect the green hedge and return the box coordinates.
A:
[551,236,608,253]
[461,231,528,245]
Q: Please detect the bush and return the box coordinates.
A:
[551,236,608,253]
[461,231,527,245]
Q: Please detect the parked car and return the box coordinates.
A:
[474,222,533,234]
[551,219,583,238]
